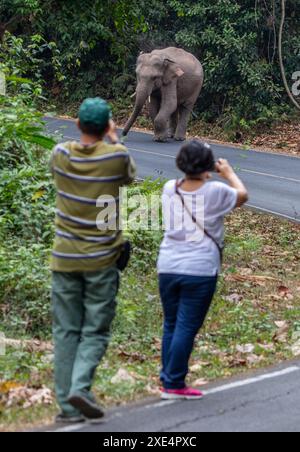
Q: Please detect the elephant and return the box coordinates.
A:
[122,47,204,142]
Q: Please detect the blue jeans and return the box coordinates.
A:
[159,274,218,390]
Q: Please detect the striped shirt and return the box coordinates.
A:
[50,140,136,272]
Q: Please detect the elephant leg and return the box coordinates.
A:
[154,115,172,142]
[154,113,172,142]
[175,105,192,141]
[154,89,177,142]
[149,95,160,125]
[168,110,178,139]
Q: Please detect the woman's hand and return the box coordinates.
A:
[215,159,235,180]
[216,158,249,208]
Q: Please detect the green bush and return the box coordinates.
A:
[0,32,64,100]
[0,241,51,336]
[124,179,164,272]
[0,95,56,243]
[162,0,298,135]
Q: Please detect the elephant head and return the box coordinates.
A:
[122,52,184,136]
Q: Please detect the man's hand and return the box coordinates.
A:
[106,120,119,144]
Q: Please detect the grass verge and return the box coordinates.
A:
[0,209,299,431]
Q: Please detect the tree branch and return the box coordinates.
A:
[0,14,22,41]
[278,0,300,110]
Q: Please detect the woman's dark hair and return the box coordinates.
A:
[78,121,108,136]
[176,139,215,176]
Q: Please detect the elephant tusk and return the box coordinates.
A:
[148,96,151,103]
[130,91,136,98]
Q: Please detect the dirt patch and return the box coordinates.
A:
[250,120,300,156]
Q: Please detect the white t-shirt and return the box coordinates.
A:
[157,180,238,277]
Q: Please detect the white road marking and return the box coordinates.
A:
[46,423,88,433]
[240,168,300,184]
[204,366,299,396]
[129,148,300,184]
[49,401,177,433]
[60,136,300,184]
[129,147,176,160]
[48,366,299,433]
[143,400,177,409]
[247,204,299,222]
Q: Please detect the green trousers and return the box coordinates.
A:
[51,267,119,416]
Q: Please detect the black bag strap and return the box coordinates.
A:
[175,180,223,262]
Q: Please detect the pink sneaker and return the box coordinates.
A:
[161,387,204,400]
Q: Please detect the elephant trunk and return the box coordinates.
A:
[122,88,149,136]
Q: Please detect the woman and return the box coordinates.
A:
[158,139,248,400]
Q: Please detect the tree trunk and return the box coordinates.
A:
[279,0,300,111]
[0,15,22,41]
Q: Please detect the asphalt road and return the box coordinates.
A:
[46,361,300,433]
[45,117,300,223]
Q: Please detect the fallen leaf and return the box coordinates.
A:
[118,349,146,363]
[226,274,277,283]
[278,286,290,296]
[31,190,45,201]
[277,286,294,300]
[236,344,255,354]
[247,354,263,365]
[40,353,54,364]
[290,340,300,357]
[190,364,202,373]
[0,381,22,394]
[152,337,162,352]
[274,321,288,329]
[228,357,247,368]
[4,338,53,352]
[5,385,53,409]
[129,371,148,381]
[145,385,161,396]
[111,369,136,385]
[224,293,243,304]
[23,387,53,409]
[273,321,289,343]
[240,268,253,276]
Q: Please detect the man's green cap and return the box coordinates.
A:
[79,98,112,129]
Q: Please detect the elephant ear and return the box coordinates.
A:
[137,52,148,65]
[163,59,185,85]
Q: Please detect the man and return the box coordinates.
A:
[50,98,136,423]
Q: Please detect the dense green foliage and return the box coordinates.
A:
[1,0,147,100]
[1,0,300,134]
[0,74,55,333]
